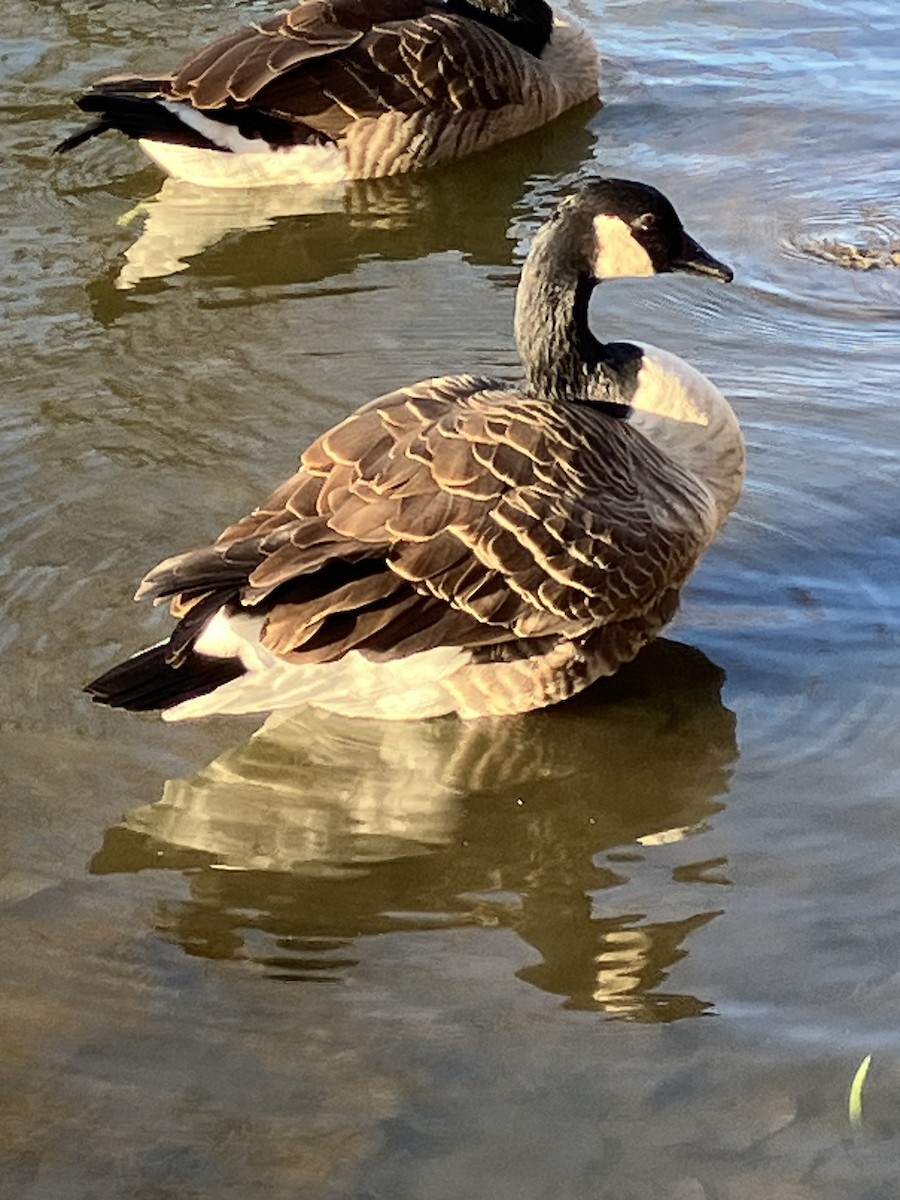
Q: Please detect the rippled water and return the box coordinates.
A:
[3,0,900,1195]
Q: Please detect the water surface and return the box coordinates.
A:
[3,0,900,1196]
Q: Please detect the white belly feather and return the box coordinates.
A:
[165,610,469,721]
[139,136,349,189]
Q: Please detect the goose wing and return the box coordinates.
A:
[167,0,538,136]
[138,376,717,665]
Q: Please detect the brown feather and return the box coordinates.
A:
[167,0,534,137]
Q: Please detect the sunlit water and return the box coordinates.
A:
[3,0,900,1195]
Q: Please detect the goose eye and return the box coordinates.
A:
[632,212,656,233]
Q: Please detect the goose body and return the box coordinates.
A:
[55,0,600,187]
[86,179,744,722]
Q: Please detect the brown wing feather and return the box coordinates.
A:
[170,1,389,103]
[165,0,535,139]
[138,376,716,667]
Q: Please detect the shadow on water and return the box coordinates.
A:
[83,101,601,321]
[91,638,737,1021]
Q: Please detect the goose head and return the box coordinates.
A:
[591,179,733,283]
[515,178,732,400]
[526,177,733,288]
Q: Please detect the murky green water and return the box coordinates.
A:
[3,0,900,1195]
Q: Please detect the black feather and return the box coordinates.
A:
[55,90,333,155]
[54,119,110,154]
[56,93,220,152]
[85,642,245,712]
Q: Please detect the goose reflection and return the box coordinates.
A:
[91,639,737,1020]
[91,103,598,300]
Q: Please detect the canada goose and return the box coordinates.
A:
[54,0,600,188]
[86,178,744,722]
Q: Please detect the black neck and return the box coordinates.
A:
[514,219,640,408]
[445,0,554,57]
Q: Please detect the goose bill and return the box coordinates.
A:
[671,233,733,282]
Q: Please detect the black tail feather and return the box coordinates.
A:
[55,87,332,155]
[56,92,222,154]
[54,118,111,154]
[86,642,246,712]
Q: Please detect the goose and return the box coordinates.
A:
[54,0,600,188]
[86,178,744,722]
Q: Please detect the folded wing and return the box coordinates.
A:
[137,375,717,667]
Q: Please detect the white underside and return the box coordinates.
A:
[162,611,469,721]
[139,135,349,189]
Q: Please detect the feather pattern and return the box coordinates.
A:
[137,375,717,672]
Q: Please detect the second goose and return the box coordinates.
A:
[86,178,744,722]
[55,0,600,187]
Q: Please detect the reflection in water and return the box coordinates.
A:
[91,103,599,299]
[113,178,349,291]
[518,903,720,1021]
[92,639,737,1020]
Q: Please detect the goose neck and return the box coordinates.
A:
[514,234,608,402]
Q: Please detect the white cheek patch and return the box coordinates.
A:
[592,214,656,279]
